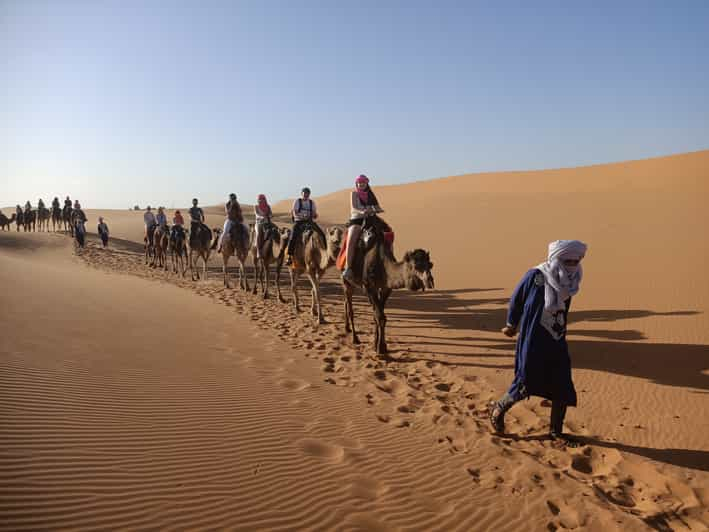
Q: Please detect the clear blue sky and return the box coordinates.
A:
[2,0,708,208]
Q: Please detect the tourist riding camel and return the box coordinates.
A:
[0,210,16,231]
[215,194,251,289]
[254,194,273,260]
[342,175,383,283]
[51,197,62,231]
[170,209,185,242]
[143,206,157,264]
[286,187,326,266]
[188,198,205,247]
[62,196,73,233]
[15,205,24,231]
[72,201,87,248]
[156,207,168,229]
[217,193,249,254]
[251,222,290,301]
[288,222,342,324]
[169,210,188,276]
[23,201,35,232]
[337,177,434,353]
[36,198,50,231]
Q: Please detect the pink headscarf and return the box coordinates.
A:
[257,194,269,212]
[355,174,370,204]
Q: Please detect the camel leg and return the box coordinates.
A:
[262,260,270,299]
[275,258,285,303]
[344,283,360,344]
[222,253,230,288]
[241,259,250,291]
[307,272,324,324]
[371,291,388,355]
[290,269,300,312]
[251,256,259,295]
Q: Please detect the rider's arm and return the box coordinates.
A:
[311,200,318,220]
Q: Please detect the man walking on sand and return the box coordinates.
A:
[490,240,588,447]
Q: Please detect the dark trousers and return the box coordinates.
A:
[287,220,326,256]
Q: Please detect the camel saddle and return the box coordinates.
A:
[229,222,249,247]
[336,216,394,271]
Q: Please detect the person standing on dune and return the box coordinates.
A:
[97,216,109,248]
[490,240,588,447]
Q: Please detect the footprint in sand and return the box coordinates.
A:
[278,378,311,392]
[297,438,345,462]
[348,476,388,501]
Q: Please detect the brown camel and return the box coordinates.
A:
[51,206,62,231]
[215,223,251,290]
[144,225,157,265]
[23,210,36,232]
[37,207,50,232]
[250,222,290,301]
[288,223,343,324]
[342,215,434,355]
[169,227,188,277]
[14,210,24,232]
[62,205,73,235]
[152,225,169,270]
[0,212,16,231]
[189,224,217,281]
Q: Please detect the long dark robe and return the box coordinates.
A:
[506,268,577,406]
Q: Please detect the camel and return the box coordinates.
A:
[287,223,343,324]
[152,226,169,270]
[23,210,36,232]
[250,222,290,301]
[144,225,157,265]
[188,224,217,281]
[51,206,62,231]
[62,205,74,235]
[169,227,188,277]
[37,207,51,232]
[342,215,434,355]
[14,210,24,232]
[0,212,16,231]
[215,223,251,290]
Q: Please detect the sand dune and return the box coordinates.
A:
[2,151,708,530]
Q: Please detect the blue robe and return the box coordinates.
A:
[506,268,577,406]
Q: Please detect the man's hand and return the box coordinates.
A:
[501,325,517,337]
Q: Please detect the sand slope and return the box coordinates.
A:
[2,150,708,530]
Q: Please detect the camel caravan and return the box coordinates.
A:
[7,176,434,356]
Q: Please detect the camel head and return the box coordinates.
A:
[403,249,434,291]
[326,226,344,257]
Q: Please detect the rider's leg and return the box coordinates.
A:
[218,219,232,252]
[255,223,263,258]
[346,225,362,268]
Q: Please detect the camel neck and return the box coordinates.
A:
[382,246,408,289]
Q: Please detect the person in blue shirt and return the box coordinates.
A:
[490,239,588,447]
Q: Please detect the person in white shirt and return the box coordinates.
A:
[254,194,273,260]
[286,187,326,264]
[144,206,157,245]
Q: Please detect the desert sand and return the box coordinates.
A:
[1,150,707,531]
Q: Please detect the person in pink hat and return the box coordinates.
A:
[342,174,383,283]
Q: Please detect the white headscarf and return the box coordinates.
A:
[536,240,587,312]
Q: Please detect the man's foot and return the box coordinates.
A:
[217,247,222,254]
[489,403,505,434]
[549,432,582,448]
[342,268,355,283]
[285,256,292,266]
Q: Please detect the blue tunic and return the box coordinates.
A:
[506,268,577,406]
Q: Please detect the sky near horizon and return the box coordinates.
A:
[2,1,708,209]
